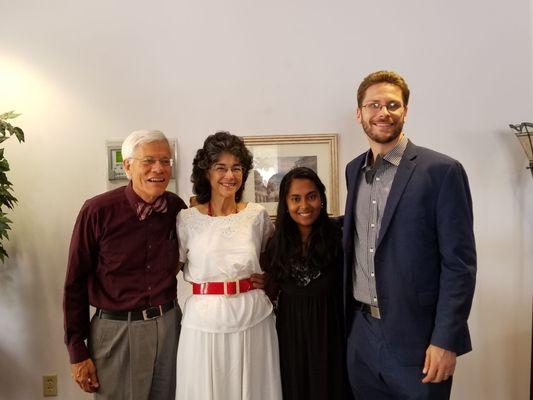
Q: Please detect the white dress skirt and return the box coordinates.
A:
[175,203,282,400]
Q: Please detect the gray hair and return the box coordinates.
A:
[121,130,169,160]
[122,130,170,179]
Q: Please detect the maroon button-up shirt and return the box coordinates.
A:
[63,183,187,363]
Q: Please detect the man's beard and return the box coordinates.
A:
[361,118,404,144]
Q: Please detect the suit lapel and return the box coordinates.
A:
[376,142,417,249]
[346,155,366,225]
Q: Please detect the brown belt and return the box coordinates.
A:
[354,299,381,319]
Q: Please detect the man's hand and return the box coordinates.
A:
[250,273,268,290]
[422,344,456,383]
[71,358,99,393]
[176,262,184,275]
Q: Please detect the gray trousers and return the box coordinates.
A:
[88,305,182,400]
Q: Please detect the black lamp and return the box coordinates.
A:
[509,122,533,179]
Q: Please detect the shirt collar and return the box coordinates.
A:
[124,181,167,212]
[125,181,141,211]
[384,134,408,166]
[361,134,409,169]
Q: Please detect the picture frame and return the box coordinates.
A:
[241,133,339,218]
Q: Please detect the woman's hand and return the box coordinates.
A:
[250,273,268,289]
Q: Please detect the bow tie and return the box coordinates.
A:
[136,196,168,221]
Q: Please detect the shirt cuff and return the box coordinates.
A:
[68,341,90,364]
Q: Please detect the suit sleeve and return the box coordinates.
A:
[430,161,477,354]
[63,202,99,363]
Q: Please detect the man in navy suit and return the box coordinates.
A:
[343,71,476,399]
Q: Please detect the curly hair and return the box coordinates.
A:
[357,70,410,108]
[265,167,341,279]
[191,131,253,204]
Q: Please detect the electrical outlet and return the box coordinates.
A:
[43,375,58,397]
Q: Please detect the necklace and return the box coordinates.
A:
[207,201,239,217]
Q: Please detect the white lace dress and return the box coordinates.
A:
[175,203,282,400]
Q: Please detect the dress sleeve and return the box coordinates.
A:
[176,211,189,264]
[260,207,274,252]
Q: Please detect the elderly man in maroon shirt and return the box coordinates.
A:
[63,130,187,399]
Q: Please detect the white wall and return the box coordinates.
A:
[0,0,531,398]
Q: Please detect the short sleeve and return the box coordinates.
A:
[260,208,274,252]
[176,212,189,264]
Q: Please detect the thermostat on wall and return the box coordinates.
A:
[108,145,127,180]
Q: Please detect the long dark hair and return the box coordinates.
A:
[191,131,253,204]
[266,167,341,279]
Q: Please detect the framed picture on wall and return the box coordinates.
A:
[241,134,339,219]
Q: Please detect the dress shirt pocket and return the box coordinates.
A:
[417,290,438,307]
[161,238,179,271]
[99,249,127,271]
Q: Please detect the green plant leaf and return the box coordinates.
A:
[0,159,9,172]
[0,210,12,242]
[2,121,15,135]
[0,245,8,262]
[0,111,20,120]
[0,188,17,208]
[0,221,10,232]
[0,214,13,223]
[14,127,25,143]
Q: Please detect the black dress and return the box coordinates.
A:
[275,251,347,400]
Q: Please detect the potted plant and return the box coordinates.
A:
[0,111,25,261]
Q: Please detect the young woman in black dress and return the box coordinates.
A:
[265,167,348,400]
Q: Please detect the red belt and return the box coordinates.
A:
[192,278,255,296]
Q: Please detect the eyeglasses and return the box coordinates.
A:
[362,101,403,114]
[211,165,244,175]
[130,157,174,167]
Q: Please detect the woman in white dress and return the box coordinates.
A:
[176,131,282,400]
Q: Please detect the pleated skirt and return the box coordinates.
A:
[176,313,282,400]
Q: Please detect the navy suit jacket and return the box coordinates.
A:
[343,141,476,365]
